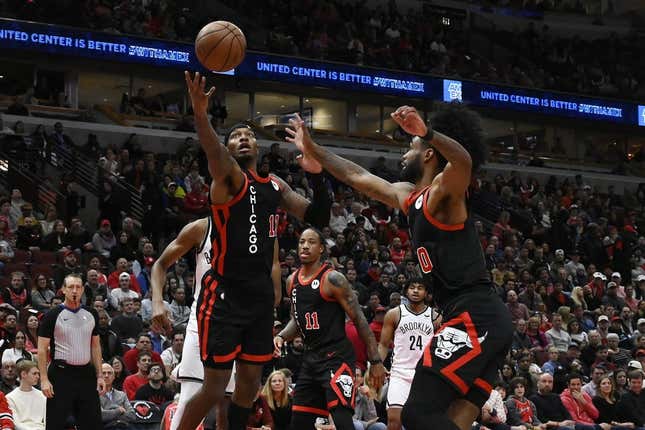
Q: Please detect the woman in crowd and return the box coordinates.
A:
[41,219,69,252]
[592,376,634,428]
[31,273,55,312]
[612,369,629,398]
[111,356,128,391]
[501,361,517,386]
[1,330,33,363]
[110,230,137,264]
[23,313,39,354]
[261,370,291,430]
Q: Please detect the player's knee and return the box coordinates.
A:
[401,407,460,430]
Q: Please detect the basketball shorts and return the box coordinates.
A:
[196,272,274,369]
[292,342,356,417]
[173,323,236,394]
[407,288,513,409]
[386,367,415,408]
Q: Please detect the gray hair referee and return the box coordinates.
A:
[37,274,106,429]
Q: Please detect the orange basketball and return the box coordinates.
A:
[195,21,246,72]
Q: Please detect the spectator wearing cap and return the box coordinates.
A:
[107,258,141,294]
[564,249,584,279]
[110,273,140,310]
[587,272,606,302]
[550,249,567,281]
[545,314,572,354]
[608,316,627,341]
[92,219,116,258]
[596,315,611,340]
[616,370,645,427]
[53,249,82,288]
[606,333,630,367]
[601,282,626,311]
[610,272,626,298]
[369,306,387,342]
[636,318,645,338]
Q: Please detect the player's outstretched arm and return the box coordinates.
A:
[391,105,472,195]
[378,308,399,363]
[151,218,207,334]
[184,71,243,198]
[286,114,412,210]
[271,174,331,228]
[325,270,386,389]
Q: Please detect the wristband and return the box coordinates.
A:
[421,127,434,142]
[368,358,382,365]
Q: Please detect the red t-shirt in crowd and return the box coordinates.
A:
[107,271,142,294]
[123,373,148,400]
[123,348,163,374]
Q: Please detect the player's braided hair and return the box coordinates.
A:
[429,102,486,171]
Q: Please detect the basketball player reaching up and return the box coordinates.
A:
[286,104,514,430]
[273,228,386,430]
[172,72,331,430]
[150,217,279,430]
[377,279,441,430]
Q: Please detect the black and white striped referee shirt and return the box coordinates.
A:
[38,305,99,366]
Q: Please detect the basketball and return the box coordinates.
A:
[195,21,246,72]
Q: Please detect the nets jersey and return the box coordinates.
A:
[289,264,348,350]
[392,304,435,370]
[208,170,281,292]
[188,218,212,334]
[404,185,490,304]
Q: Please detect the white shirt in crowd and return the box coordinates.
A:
[7,386,46,430]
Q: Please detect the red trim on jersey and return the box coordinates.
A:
[421,189,465,231]
[422,311,483,394]
[213,345,241,363]
[474,378,492,394]
[401,186,429,216]
[327,400,339,409]
[210,173,249,210]
[318,270,337,303]
[292,405,329,416]
[286,274,297,296]
[247,168,271,183]
[297,263,329,286]
[198,276,218,360]
[238,352,273,363]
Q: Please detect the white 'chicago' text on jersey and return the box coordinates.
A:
[392,304,435,370]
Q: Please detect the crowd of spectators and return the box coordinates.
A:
[3,0,643,101]
[0,109,644,428]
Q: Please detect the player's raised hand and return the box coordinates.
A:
[285,114,322,174]
[368,361,387,391]
[273,335,284,358]
[151,301,173,336]
[391,105,428,137]
[184,71,215,115]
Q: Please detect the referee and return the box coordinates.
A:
[37,274,106,429]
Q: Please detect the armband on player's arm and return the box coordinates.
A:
[303,172,331,228]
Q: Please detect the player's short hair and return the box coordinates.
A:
[427,102,486,171]
[566,372,584,385]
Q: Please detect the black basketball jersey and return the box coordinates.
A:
[208,170,281,287]
[403,185,491,304]
[289,264,348,350]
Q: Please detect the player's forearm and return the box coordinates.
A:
[150,262,167,305]
[377,343,389,363]
[92,338,103,376]
[428,131,472,169]
[278,318,298,342]
[355,316,380,362]
[193,111,233,180]
[272,267,282,308]
[308,142,372,193]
